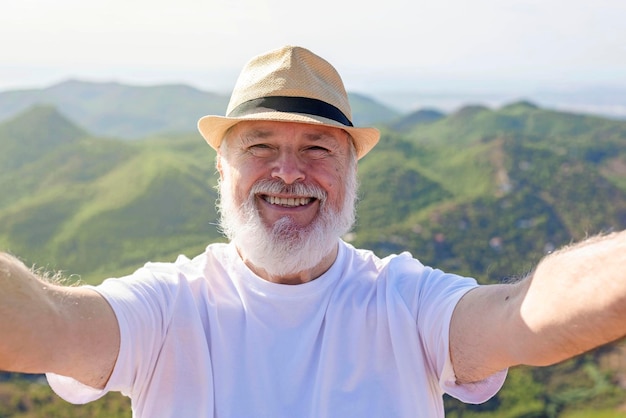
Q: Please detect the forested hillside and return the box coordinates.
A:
[355,101,626,283]
[1,93,625,417]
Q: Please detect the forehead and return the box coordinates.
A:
[226,120,349,145]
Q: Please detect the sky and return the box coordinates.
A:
[2,0,626,112]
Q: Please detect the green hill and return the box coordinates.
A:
[0,80,229,139]
[0,105,88,170]
[0,107,224,282]
[347,92,402,126]
[386,108,446,132]
[352,102,626,282]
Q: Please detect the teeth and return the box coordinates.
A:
[264,196,312,207]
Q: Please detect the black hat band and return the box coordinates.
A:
[227,96,354,127]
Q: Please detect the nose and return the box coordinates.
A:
[271,150,305,184]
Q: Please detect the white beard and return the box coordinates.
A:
[217,169,358,278]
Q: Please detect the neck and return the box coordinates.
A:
[238,243,339,285]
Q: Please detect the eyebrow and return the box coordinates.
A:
[302,130,348,150]
[302,132,336,142]
[238,127,342,144]
[239,128,274,144]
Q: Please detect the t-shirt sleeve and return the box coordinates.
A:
[47,372,113,404]
[47,262,183,404]
[440,352,508,404]
[389,253,507,404]
[420,266,507,403]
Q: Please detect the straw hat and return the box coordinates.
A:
[197,45,380,159]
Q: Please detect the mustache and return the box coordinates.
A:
[249,179,327,202]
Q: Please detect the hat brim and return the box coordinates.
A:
[197,112,380,160]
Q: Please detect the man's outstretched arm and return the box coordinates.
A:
[0,253,119,389]
[450,230,626,383]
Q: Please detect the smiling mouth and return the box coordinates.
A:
[262,195,314,207]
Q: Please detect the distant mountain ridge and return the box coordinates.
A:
[0,80,230,139]
[0,80,400,139]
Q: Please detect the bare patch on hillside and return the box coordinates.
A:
[489,137,512,196]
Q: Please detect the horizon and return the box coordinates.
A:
[2,76,626,120]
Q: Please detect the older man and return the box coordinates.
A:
[1,45,625,417]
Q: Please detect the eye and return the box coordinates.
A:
[304,146,331,158]
[247,143,275,157]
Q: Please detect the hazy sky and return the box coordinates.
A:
[2,0,626,98]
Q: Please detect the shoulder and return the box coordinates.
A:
[342,241,478,306]
[342,241,446,286]
[139,242,231,281]
[94,243,232,301]
[340,241,423,276]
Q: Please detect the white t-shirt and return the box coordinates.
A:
[48,240,506,417]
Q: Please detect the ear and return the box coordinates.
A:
[216,153,224,179]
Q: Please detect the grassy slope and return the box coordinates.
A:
[0,123,223,283]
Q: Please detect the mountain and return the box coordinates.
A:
[0,107,223,281]
[354,101,626,283]
[0,105,88,170]
[0,80,229,139]
[0,80,399,140]
[0,100,625,416]
[386,108,446,132]
[347,92,401,126]
[408,100,626,149]
[374,86,626,120]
